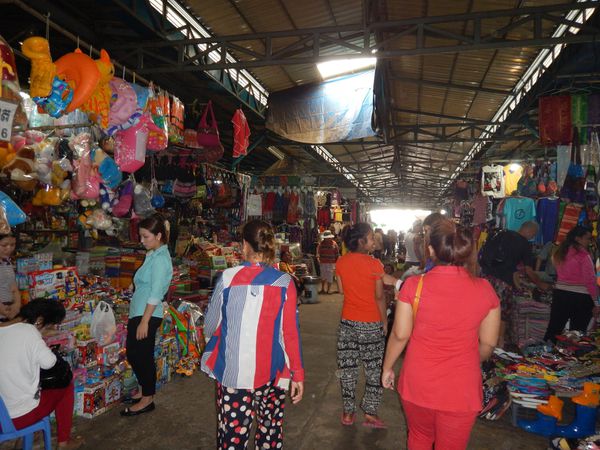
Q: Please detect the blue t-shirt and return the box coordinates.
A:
[130,245,173,319]
[503,197,536,231]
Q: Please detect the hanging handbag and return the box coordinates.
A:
[560,128,585,203]
[40,349,73,390]
[412,275,425,320]
[197,100,220,147]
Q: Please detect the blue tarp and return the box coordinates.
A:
[265,70,376,144]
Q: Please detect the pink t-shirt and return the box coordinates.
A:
[555,247,598,298]
[398,266,499,412]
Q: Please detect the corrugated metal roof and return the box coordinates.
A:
[182,0,598,204]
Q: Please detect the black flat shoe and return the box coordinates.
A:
[120,402,155,416]
[122,396,142,405]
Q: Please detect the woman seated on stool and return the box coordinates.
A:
[279,250,304,294]
[0,299,83,449]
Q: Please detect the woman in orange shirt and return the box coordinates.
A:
[336,223,386,428]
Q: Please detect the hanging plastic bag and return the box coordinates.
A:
[147,87,168,151]
[114,114,156,173]
[169,95,184,144]
[70,133,100,200]
[90,300,116,346]
[133,183,155,217]
[112,179,134,218]
[0,191,26,226]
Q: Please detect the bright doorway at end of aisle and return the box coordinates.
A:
[369,209,433,232]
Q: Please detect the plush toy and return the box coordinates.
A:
[98,183,114,212]
[107,78,138,131]
[33,76,74,118]
[91,146,121,189]
[34,138,58,186]
[0,142,16,169]
[51,157,72,187]
[87,208,113,231]
[32,184,61,206]
[112,179,134,218]
[81,50,113,128]
[55,48,100,112]
[21,37,56,98]
[2,146,38,191]
[0,35,27,144]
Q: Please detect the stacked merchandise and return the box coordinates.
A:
[38,275,204,419]
[511,293,552,349]
[480,333,600,427]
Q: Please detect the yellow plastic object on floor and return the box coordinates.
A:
[572,382,600,407]
[537,395,564,421]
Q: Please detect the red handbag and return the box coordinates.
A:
[197,100,221,147]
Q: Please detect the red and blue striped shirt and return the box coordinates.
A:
[200,262,304,390]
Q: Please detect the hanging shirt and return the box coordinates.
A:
[404,231,419,264]
[287,192,300,224]
[503,197,536,231]
[333,206,343,222]
[536,197,560,245]
[481,165,506,198]
[471,194,489,226]
[232,109,251,158]
[504,164,524,196]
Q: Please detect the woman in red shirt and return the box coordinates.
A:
[336,223,387,428]
[382,219,500,450]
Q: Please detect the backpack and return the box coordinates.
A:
[478,230,510,273]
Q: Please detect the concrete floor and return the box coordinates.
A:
[3,293,549,449]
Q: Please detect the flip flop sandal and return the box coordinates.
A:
[362,417,387,429]
[341,412,355,426]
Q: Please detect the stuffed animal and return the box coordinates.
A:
[51,157,72,187]
[81,50,113,128]
[34,138,58,186]
[2,146,38,191]
[21,37,56,98]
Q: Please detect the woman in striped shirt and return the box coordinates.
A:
[201,220,304,449]
[0,231,20,321]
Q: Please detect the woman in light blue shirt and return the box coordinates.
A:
[121,214,173,417]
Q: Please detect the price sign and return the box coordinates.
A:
[0,99,18,142]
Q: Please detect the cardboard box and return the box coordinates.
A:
[28,267,80,301]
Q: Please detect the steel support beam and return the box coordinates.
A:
[114,2,599,73]
[390,75,512,96]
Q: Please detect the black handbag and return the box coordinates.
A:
[40,350,73,390]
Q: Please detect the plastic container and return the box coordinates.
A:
[301,276,320,304]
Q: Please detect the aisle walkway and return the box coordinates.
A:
[68,293,547,449]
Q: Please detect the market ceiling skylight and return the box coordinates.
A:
[317,57,376,80]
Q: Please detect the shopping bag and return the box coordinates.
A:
[560,129,585,203]
[196,100,220,147]
[90,300,116,345]
[539,96,572,145]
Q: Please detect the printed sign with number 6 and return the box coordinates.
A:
[0,99,18,142]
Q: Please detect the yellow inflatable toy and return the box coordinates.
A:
[21,37,56,98]
[81,49,114,128]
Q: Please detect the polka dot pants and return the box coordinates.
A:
[216,381,286,449]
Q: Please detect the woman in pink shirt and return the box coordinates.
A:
[544,226,597,342]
